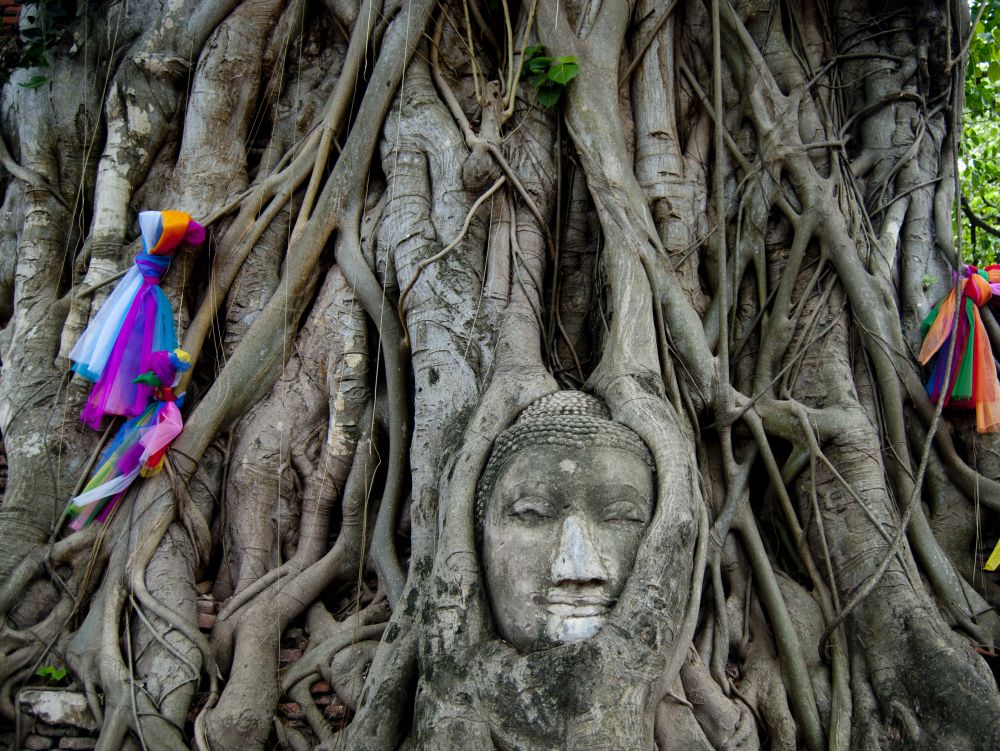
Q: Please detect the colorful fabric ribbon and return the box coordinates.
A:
[70,210,204,429]
[918,264,1000,434]
[66,349,191,530]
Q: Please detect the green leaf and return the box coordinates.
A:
[547,56,580,84]
[989,61,1000,82]
[18,75,50,89]
[536,82,562,107]
[523,44,545,60]
[977,21,986,35]
[36,665,67,682]
[527,56,552,74]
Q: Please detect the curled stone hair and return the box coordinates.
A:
[475,391,655,535]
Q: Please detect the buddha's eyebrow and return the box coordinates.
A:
[600,485,655,505]
[499,480,558,497]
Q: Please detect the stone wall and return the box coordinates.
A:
[12,690,98,751]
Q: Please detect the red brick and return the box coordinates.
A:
[310,680,331,694]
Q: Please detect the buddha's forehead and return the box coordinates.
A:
[499,442,642,472]
[491,444,655,505]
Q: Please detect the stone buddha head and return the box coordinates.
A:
[476,391,655,653]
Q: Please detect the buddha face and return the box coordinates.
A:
[481,444,655,653]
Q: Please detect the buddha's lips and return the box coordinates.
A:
[542,593,615,617]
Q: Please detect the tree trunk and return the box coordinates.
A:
[1,1,998,749]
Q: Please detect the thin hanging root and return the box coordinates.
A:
[461,0,484,104]
[125,501,219,701]
[735,507,826,751]
[430,15,554,252]
[711,0,730,381]
[291,0,384,240]
[398,175,506,346]
[709,553,731,694]
[179,185,300,392]
[123,610,152,751]
[335,220,410,607]
[501,0,537,121]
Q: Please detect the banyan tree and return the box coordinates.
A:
[0,0,998,748]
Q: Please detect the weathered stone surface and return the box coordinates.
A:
[18,690,98,732]
[22,735,53,750]
[58,738,97,750]
[35,723,83,737]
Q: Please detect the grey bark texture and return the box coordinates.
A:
[0,0,999,749]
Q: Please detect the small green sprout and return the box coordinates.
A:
[36,665,68,682]
[522,45,580,107]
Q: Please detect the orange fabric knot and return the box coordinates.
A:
[966,273,992,308]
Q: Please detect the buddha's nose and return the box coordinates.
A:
[551,514,609,585]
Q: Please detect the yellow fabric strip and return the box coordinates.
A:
[984,537,1000,571]
[150,210,192,255]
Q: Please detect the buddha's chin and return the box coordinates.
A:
[546,612,606,644]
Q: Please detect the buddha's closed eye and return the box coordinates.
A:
[602,499,648,523]
[508,497,557,520]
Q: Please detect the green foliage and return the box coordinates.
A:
[522,45,579,107]
[963,1,1000,264]
[967,1,1000,117]
[35,664,67,682]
